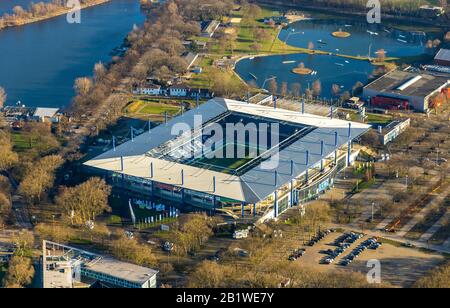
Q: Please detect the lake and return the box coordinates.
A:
[278,18,438,58]
[235,53,375,99]
[0,0,144,108]
[236,15,443,100]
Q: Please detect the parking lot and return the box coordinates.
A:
[285,230,446,287]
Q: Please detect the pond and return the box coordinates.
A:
[235,53,376,100]
[278,18,439,58]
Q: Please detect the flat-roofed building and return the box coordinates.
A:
[42,241,158,289]
[377,118,411,145]
[363,70,450,112]
[434,48,450,67]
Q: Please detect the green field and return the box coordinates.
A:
[186,143,258,173]
[124,100,182,119]
[10,131,38,152]
[139,102,180,115]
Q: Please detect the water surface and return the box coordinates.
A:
[279,19,437,58]
[235,53,375,99]
[0,0,144,107]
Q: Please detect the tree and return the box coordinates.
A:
[110,235,156,267]
[170,214,213,256]
[0,86,6,108]
[74,77,93,97]
[93,62,107,83]
[188,261,228,288]
[291,83,302,98]
[2,256,35,288]
[0,192,11,227]
[0,130,18,172]
[12,230,34,256]
[56,177,111,226]
[331,84,341,96]
[312,80,322,97]
[18,155,63,204]
[414,262,449,288]
[267,79,278,95]
[280,82,288,97]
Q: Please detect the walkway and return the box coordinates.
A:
[396,188,450,237]
[419,210,449,243]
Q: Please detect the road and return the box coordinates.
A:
[1,171,32,229]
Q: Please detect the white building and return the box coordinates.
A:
[133,83,162,96]
[42,241,158,289]
[32,107,60,123]
[168,84,189,97]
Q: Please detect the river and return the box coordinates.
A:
[0,0,144,108]
[0,0,51,15]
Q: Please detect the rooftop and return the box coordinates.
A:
[43,241,158,287]
[85,98,370,203]
[435,48,450,62]
[364,70,450,98]
[87,258,158,285]
[33,107,59,118]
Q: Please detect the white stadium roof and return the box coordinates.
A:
[84,98,370,203]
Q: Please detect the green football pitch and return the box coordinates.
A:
[187,142,260,174]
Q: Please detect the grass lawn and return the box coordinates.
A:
[10,131,37,152]
[366,113,393,125]
[124,100,181,119]
[186,7,309,90]
[140,102,180,115]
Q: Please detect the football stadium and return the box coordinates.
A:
[84,98,371,221]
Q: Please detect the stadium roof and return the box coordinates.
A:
[84,98,370,204]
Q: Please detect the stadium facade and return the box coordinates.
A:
[84,98,370,220]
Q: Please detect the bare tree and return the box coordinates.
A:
[2,256,34,288]
[0,86,6,108]
[56,177,111,226]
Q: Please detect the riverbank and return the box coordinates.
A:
[0,0,111,31]
[254,0,448,33]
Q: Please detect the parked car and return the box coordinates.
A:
[163,241,174,252]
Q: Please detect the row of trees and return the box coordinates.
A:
[413,261,450,288]
[70,0,233,123]
[18,154,64,204]
[168,213,214,256]
[264,78,363,100]
[0,0,104,29]
[2,230,35,288]
[260,0,448,17]
[188,259,389,287]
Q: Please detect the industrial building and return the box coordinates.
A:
[84,98,370,221]
[434,48,450,67]
[363,70,450,112]
[42,241,158,288]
